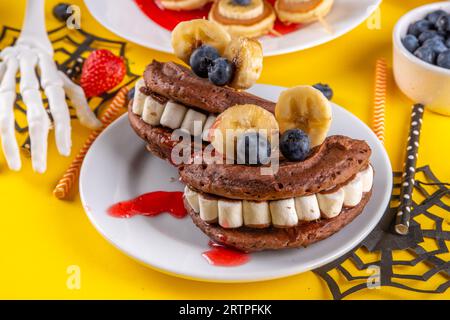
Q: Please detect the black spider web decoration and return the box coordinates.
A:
[0,24,139,156]
[314,165,450,299]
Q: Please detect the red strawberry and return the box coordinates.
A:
[80,49,126,98]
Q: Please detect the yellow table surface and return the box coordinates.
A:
[0,0,449,300]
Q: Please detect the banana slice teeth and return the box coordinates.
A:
[132,79,146,116]
[224,37,263,90]
[295,194,321,221]
[243,200,271,228]
[269,198,298,227]
[275,85,332,147]
[171,19,231,64]
[198,194,219,223]
[181,109,207,136]
[160,101,188,130]
[342,176,363,208]
[218,200,243,228]
[202,115,217,142]
[218,0,264,20]
[358,165,374,193]
[142,96,166,126]
[184,186,200,213]
[317,188,344,218]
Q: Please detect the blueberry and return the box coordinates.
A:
[407,19,433,37]
[402,35,419,53]
[127,87,135,101]
[236,132,271,165]
[423,38,448,54]
[233,0,251,5]
[426,10,447,24]
[208,58,234,86]
[414,46,436,64]
[53,3,71,22]
[418,31,444,43]
[189,45,220,78]
[280,129,310,162]
[312,83,333,100]
[437,50,450,69]
[436,14,450,32]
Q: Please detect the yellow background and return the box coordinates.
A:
[0,0,449,299]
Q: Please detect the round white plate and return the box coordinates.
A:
[84,0,381,56]
[80,84,392,282]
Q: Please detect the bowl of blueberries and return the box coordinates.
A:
[393,2,450,116]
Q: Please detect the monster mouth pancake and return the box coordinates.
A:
[127,19,374,252]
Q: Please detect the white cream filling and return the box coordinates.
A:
[184,165,374,229]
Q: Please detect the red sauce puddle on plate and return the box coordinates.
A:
[134,0,302,35]
[202,241,250,267]
[108,191,187,219]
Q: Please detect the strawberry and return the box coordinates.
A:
[80,49,126,98]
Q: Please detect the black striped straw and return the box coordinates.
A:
[395,104,425,235]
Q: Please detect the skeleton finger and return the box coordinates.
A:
[0,53,21,171]
[58,71,101,129]
[35,50,71,156]
[19,50,50,173]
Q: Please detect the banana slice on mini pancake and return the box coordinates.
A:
[171,19,231,64]
[275,0,334,24]
[218,0,265,20]
[224,37,263,90]
[161,0,210,11]
[275,85,332,147]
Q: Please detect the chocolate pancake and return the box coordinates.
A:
[185,190,372,252]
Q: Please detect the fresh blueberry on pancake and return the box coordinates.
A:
[190,45,221,78]
[280,129,310,161]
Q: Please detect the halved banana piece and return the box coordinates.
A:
[317,188,344,219]
[224,37,263,90]
[218,0,264,20]
[171,19,231,64]
[275,85,332,147]
[210,104,279,159]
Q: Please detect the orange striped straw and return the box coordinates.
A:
[372,58,387,143]
[53,87,129,200]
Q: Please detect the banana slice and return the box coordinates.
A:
[295,194,321,221]
[275,85,332,147]
[171,19,231,64]
[131,78,146,116]
[184,186,200,213]
[218,200,243,228]
[358,165,374,193]
[218,0,264,20]
[160,101,188,129]
[210,104,279,159]
[181,109,207,136]
[198,194,219,223]
[224,37,263,90]
[269,198,298,228]
[317,188,344,218]
[243,200,271,228]
[142,96,165,126]
[342,176,363,207]
[202,115,217,142]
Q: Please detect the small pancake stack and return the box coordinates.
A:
[128,20,373,252]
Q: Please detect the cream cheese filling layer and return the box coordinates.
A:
[184,165,373,229]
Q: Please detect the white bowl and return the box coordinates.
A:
[393,2,450,116]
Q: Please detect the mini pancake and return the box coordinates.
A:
[275,0,334,24]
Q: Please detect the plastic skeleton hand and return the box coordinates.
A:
[0,0,101,173]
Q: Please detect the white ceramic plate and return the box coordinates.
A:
[80,84,392,282]
[84,0,381,56]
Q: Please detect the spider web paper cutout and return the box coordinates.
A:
[314,165,450,299]
[0,24,139,155]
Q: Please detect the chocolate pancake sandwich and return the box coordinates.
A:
[128,20,374,252]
